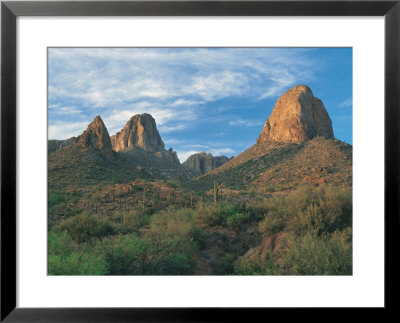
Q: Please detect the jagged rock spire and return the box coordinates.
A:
[77,115,113,157]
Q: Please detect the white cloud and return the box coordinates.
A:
[182,144,209,149]
[229,119,264,127]
[48,48,316,111]
[48,48,325,149]
[175,150,200,163]
[183,71,249,101]
[170,98,203,107]
[163,139,184,145]
[175,146,234,163]
[259,76,295,99]
[48,121,89,140]
[159,124,187,133]
[260,86,284,99]
[53,106,82,115]
[210,147,234,156]
[102,103,197,136]
[49,103,61,109]
[338,98,352,108]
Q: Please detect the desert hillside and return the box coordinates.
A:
[48,84,352,276]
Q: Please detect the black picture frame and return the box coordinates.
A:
[1,0,399,321]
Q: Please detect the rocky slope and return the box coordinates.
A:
[48,113,195,188]
[183,152,230,175]
[257,85,334,143]
[48,144,153,191]
[187,137,352,192]
[186,85,351,192]
[48,116,113,157]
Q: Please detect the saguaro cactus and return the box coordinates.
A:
[142,187,146,212]
[213,181,224,204]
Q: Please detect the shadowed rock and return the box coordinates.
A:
[77,115,113,158]
[183,152,230,174]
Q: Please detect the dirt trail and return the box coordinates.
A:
[193,229,223,275]
[192,227,248,275]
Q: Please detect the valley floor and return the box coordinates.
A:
[48,181,352,275]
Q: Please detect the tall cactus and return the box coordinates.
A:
[142,187,146,212]
[213,181,224,204]
[214,181,217,204]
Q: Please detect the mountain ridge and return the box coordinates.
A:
[182,152,231,175]
[48,84,351,191]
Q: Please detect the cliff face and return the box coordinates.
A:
[76,115,113,158]
[110,113,180,168]
[48,137,77,155]
[183,152,230,174]
[257,85,334,144]
[111,113,165,152]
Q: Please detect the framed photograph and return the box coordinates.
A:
[1,0,398,320]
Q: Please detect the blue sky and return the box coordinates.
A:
[48,48,352,162]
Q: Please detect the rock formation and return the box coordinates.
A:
[110,113,180,167]
[165,148,181,165]
[48,140,61,154]
[48,137,77,155]
[183,152,230,174]
[111,113,165,152]
[257,85,334,144]
[76,115,113,157]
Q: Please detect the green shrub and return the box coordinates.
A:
[234,256,278,275]
[214,254,235,275]
[48,251,108,275]
[194,203,243,227]
[48,230,74,256]
[225,212,251,230]
[97,232,196,275]
[189,227,207,249]
[286,186,352,236]
[283,229,352,275]
[99,234,149,275]
[258,185,352,237]
[149,207,196,240]
[48,231,108,275]
[194,203,220,226]
[113,209,150,230]
[54,212,115,242]
[156,253,193,275]
[48,193,64,207]
[258,197,289,236]
[266,185,275,193]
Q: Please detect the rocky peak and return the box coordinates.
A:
[111,113,165,152]
[77,115,113,157]
[257,85,334,144]
[183,152,230,174]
